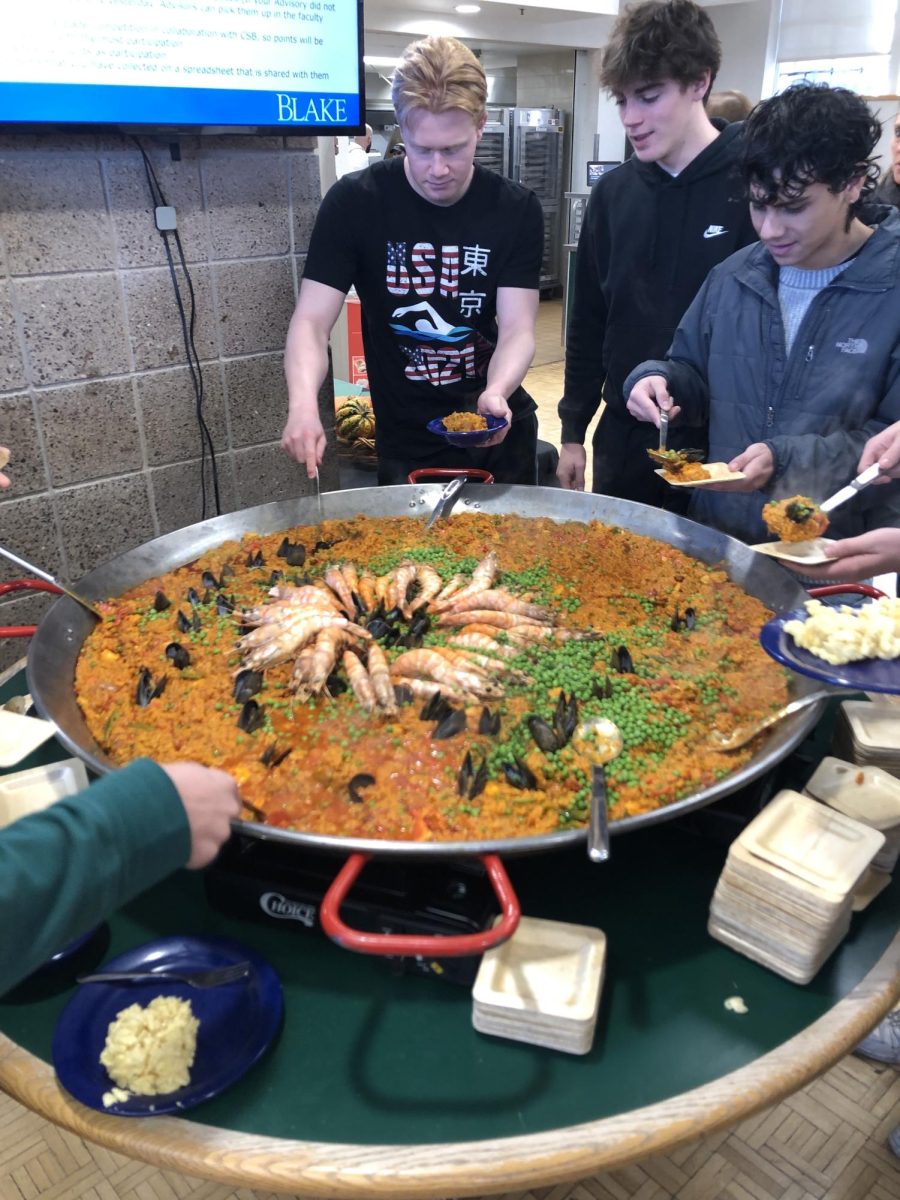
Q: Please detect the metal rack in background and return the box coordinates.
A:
[508,107,564,289]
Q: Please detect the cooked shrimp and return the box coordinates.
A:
[343,649,377,711]
[356,569,377,613]
[323,566,356,616]
[433,551,499,611]
[436,609,545,630]
[447,632,520,659]
[443,588,553,622]
[366,642,397,714]
[292,625,351,698]
[406,563,444,616]
[430,573,467,610]
[238,613,348,670]
[387,561,417,614]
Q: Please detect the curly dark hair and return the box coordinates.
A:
[740,83,882,217]
[599,0,721,95]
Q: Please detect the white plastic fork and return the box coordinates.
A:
[77,961,251,988]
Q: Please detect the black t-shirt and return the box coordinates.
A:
[303,158,544,459]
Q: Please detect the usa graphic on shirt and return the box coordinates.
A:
[385,241,495,387]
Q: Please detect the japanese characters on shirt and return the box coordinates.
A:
[385,239,494,389]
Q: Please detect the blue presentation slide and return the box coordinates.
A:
[1,0,362,127]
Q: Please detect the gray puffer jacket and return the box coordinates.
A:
[623,207,900,544]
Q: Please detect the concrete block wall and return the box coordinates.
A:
[0,132,334,670]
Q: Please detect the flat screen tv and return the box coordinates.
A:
[0,0,365,135]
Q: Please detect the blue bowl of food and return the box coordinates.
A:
[426,413,508,448]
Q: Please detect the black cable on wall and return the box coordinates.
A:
[132,136,222,520]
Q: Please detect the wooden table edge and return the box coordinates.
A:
[1,931,897,1199]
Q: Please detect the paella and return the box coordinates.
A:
[74,513,791,842]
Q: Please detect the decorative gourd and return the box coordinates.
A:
[335,397,375,442]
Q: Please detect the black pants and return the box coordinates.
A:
[591,408,706,513]
[377,413,539,486]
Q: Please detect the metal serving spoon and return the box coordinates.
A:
[573,717,623,862]
[708,688,841,752]
[0,542,103,620]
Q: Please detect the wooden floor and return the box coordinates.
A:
[3,299,897,1198]
[1,1050,899,1199]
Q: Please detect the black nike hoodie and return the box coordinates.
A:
[559,120,758,443]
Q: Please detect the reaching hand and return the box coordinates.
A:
[858,421,900,480]
[162,762,242,869]
[783,528,900,582]
[625,375,681,425]
[476,391,512,446]
[281,413,326,480]
[557,443,587,490]
[703,442,775,492]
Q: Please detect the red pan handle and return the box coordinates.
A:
[407,468,495,485]
[808,583,886,600]
[0,579,63,637]
[319,852,521,957]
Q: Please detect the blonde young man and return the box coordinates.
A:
[282,36,544,485]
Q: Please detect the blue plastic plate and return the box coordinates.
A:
[52,935,283,1116]
[760,610,900,695]
[426,413,508,447]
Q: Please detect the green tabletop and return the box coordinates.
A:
[2,667,899,1147]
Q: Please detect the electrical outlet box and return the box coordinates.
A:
[155,205,177,231]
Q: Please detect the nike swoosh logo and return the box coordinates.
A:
[703,228,727,239]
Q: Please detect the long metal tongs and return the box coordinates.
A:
[425,476,466,529]
[0,543,103,620]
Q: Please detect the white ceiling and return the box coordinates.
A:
[362,0,750,62]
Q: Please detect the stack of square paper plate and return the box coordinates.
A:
[472,915,606,1054]
[804,755,900,893]
[831,701,900,778]
[709,790,885,984]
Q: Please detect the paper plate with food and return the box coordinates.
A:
[751,496,836,563]
[427,412,508,447]
[647,448,745,486]
[52,935,282,1116]
[760,596,900,694]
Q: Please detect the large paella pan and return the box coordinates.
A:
[28,484,821,860]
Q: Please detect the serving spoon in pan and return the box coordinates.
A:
[708,688,842,751]
[0,542,103,621]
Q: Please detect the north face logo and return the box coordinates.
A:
[836,338,868,354]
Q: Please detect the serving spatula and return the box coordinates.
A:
[819,462,883,514]
[0,543,103,620]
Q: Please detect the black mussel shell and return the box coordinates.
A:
[325,672,348,695]
[433,708,466,739]
[478,707,501,736]
[291,572,312,586]
[153,590,171,612]
[233,669,264,704]
[528,715,561,753]
[268,569,285,587]
[260,743,292,768]
[684,606,697,630]
[350,590,366,615]
[503,756,537,790]
[314,538,342,553]
[591,676,614,701]
[191,608,202,632]
[284,543,307,568]
[383,606,403,624]
[220,563,236,581]
[165,642,191,669]
[398,630,424,649]
[237,699,266,733]
[186,586,201,607]
[216,593,235,616]
[175,609,192,634]
[408,612,431,638]
[612,645,634,674]
[458,751,489,800]
[201,569,220,591]
[670,608,685,633]
[393,682,414,706]
[348,772,375,804]
[136,667,167,706]
[553,691,578,746]
[366,616,395,641]
[246,549,265,569]
[420,692,453,723]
